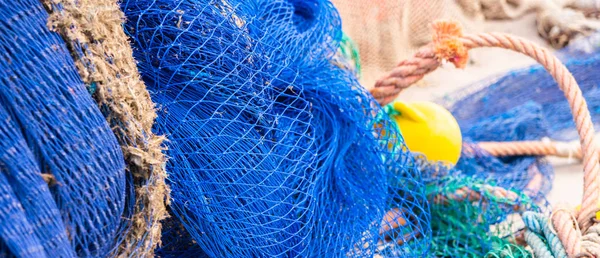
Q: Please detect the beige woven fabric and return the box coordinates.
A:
[331,0,484,88]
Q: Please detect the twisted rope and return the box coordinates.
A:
[460,32,600,245]
[371,46,440,105]
[523,211,568,257]
[525,230,556,258]
[551,208,584,256]
[581,224,600,256]
[456,0,600,48]
[476,133,600,161]
[370,20,600,256]
[432,185,524,209]
[475,139,583,160]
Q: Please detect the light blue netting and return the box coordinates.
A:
[443,33,600,199]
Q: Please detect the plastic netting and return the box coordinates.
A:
[120,0,431,256]
[44,0,170,255]
[416,33,600,257]
[444,36,600,143]
[411,149,546,257]
[2,0,599,256]
[0,0,127,257]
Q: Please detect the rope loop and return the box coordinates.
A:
[369,19,600,256]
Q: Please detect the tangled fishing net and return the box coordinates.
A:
[43,0,170,254]
[3,0,600,256]
[431,33,600,257]
[371,26,600,256]
[120,0,430,256]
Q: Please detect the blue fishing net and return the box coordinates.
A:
[0,0,126,256]
[444,33,600,193]
[3,0,597,255]
[418,33,600,257]
[446,34,600,142]
[121,0,431,256]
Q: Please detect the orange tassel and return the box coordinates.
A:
[431,20,469,69]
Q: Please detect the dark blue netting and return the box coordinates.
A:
[0,0,126,256]
[155,213,209,258]
[121,0,430,256]
[443,34,600,196]
[416,33,600,256]
[450,101,554,202]
[446,35,600,142]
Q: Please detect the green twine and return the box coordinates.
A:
[382,103,401,117]
[339,32,361,78]
[372,105,405,153]
[87,81,97,95]
[381,102,403,136]
[372,102,408,155]
[486,241,533,258]
[427,177,537,257]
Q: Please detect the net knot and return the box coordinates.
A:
[431,20,469,69]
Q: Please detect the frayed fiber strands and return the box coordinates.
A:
[4,0,600,256]
[43,0,169,255]
[0,0,126,256]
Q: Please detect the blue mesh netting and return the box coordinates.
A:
[443,33,600,194]
[0,0,126,256]
[2,0,599,255]
[445,35,600,142]
[121,0,431,256]
[415,33,600,257]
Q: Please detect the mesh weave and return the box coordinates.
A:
[422,32,600,257]
[443,34,600,142]
[121,0,431,256]
[2,0,597,256]
[0,0,126,256]
[330,0,484,88]
[43,0,170,255]
[420,158,541,257]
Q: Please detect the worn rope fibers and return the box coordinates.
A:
[442,33,600,209]
[121,0,431,256]
[42,0,170,255]
[0,0,126,257]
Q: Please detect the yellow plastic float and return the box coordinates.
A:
[388,101,462,165]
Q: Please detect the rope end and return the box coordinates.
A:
[431,20,469,69]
